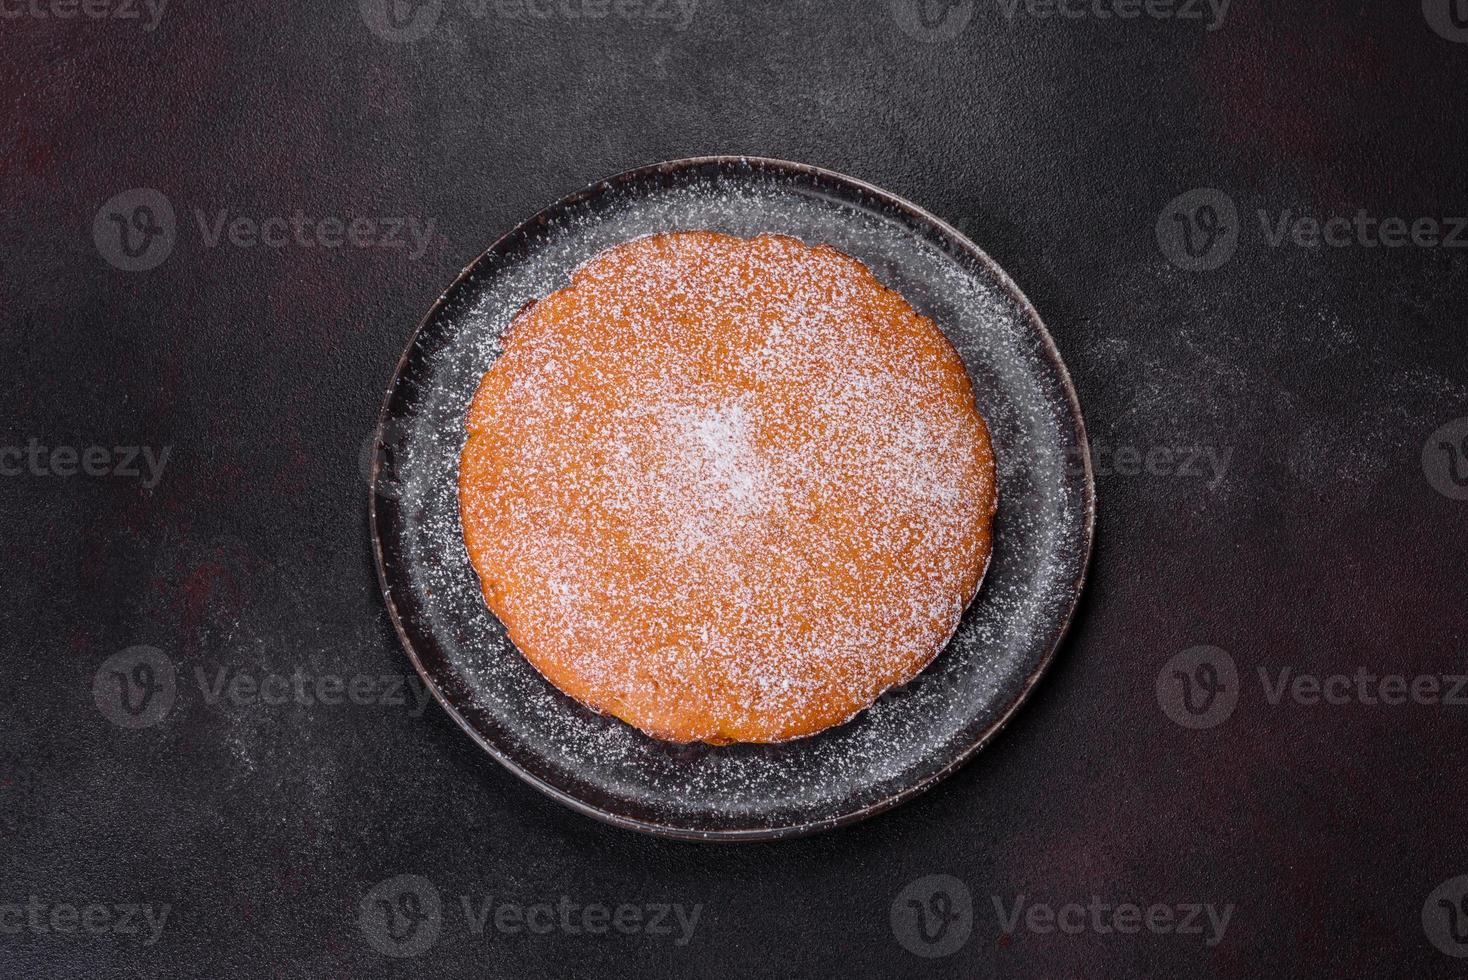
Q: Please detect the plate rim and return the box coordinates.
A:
[369,155,1096,842]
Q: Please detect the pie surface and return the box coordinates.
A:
[458,231,997,743]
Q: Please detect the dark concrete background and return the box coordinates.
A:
[3,0,1467,976]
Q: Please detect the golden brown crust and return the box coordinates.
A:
[458,231,997,743]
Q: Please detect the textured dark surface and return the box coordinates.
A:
[2,1,1467,977]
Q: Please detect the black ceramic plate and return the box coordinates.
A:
[370,157,1093,841]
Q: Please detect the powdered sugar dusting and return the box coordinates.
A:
[641,398,767,555]
[459,232,996,743]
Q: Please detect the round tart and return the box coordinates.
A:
[458,231,997,743]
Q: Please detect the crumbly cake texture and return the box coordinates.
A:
[458,231,997,743]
